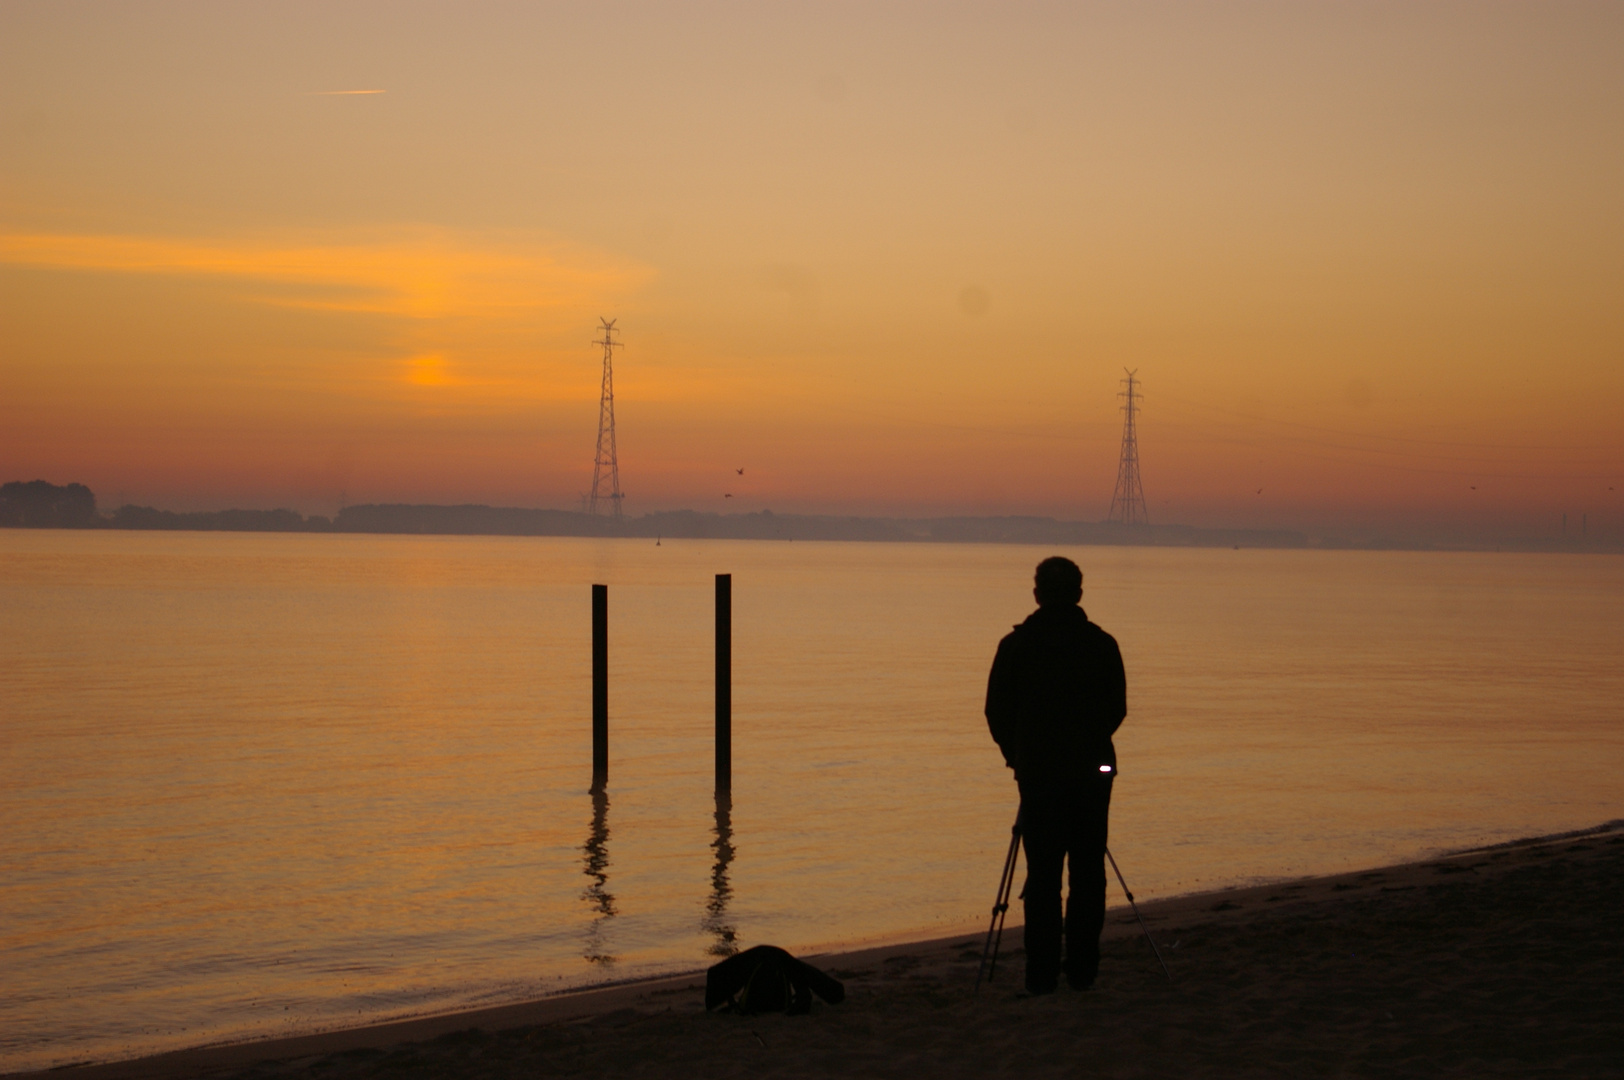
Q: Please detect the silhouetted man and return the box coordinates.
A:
[985,556,1126,994]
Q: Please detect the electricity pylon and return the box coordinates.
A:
[588,317,623,518]
[1107,369,1149,525]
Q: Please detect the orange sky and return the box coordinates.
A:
[2,2,1620,540]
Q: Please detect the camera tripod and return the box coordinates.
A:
[973,809,1171,992]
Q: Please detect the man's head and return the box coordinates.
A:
[1033,556,1083,608]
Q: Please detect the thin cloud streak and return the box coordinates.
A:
[0,229,653,320]
[0,229,657,402]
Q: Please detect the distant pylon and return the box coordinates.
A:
[1107,369,1149,526]
[588,317,623,518]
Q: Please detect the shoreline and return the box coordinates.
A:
[12,504,1623,556]
[22,818,1622,1079]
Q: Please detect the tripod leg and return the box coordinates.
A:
[986,832,1019,982]
[974,814,1022,993]
[975,829,1019,992]
[1105,846,1171,981]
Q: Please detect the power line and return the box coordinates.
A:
[1154,433,1620,482]
[1155,391,1596,452]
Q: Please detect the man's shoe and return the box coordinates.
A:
[1065,972,1095,991]
[1017,981,1057,998]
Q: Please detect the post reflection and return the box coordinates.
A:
[580,786,616,965]
[703,790,739,956]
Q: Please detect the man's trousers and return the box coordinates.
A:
[1018,774,1113,992]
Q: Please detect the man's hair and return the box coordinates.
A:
[1034,556,1083,607]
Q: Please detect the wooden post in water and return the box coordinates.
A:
[715,573,732,791]
[592,583,608,790]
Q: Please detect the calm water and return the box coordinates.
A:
[2,531,1621,1071]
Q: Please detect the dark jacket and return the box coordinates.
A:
[984,604,1126,788]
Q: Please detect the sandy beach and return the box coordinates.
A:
[27,820,1621,1080]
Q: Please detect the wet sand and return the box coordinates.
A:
[29,821,1623,1079]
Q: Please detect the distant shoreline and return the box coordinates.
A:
[101,502,1317,550]
[3,481,1616,553]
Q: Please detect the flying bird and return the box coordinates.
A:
[724,493,733,498]
[1255,488,1263,495]
[736,468,745,475]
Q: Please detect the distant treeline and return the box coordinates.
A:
[335,503,1310,548]
[11,478,1612,551]
[1,481,328,532]
[0,480,98,528]
[2,479,1309,548]
[110,505,332,532]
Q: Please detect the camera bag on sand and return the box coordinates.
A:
[704,945,846,1016]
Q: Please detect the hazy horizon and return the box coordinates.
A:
[4,2,1620,543]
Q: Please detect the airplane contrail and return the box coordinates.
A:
[309,89,387,95]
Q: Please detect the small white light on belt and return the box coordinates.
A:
[1099,765,1113,773]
